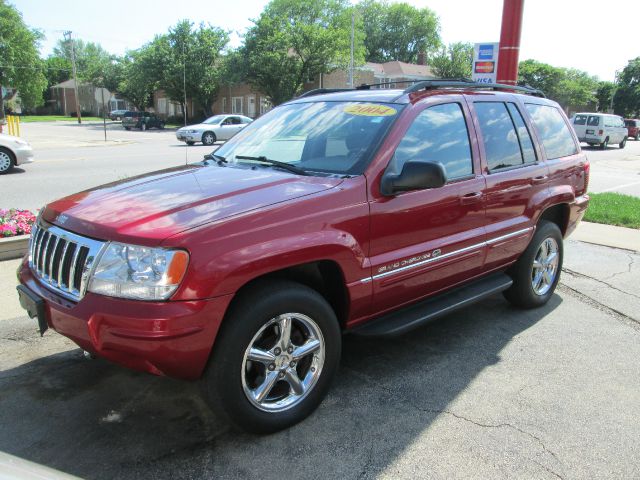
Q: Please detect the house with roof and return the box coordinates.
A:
[50,79,129,116]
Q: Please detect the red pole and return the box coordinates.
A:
[496,0,525,85]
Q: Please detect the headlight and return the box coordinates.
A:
[14,139,28,146]
[185,129,197,133]
[88,243,189,301]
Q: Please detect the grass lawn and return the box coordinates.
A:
[17,115,104,123]
[584,192,640,229]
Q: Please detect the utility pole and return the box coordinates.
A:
[63,31,82,124]
[496,0,525,86]
[349,10,355,88]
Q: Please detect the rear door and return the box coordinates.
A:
[468,98,549,270]
[572,114,588,140]
[368,98,487,312]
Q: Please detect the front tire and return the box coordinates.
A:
[202,131,216,146]
[202,280,341,433]
[503,220,563,309]
[186,141,195,146]
[619,137,627,149]
[0,147,15,174]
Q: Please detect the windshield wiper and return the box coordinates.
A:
[203,152,227,166]
[235,155,309,176]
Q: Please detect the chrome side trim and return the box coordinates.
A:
[368,227,533,282]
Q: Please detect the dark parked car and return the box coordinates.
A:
[625,119,640,140]
[17,80,589,434]
[108,109,129,121]
[122,111,165,131]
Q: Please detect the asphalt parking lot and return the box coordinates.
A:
[1,121,639,479]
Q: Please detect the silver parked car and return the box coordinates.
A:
[176,114,253,146]
[0,133,34,174]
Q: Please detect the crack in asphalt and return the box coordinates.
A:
[343,367,565,479]
[602,254,637,281]
[557,284,640,330]
[562,267,640,301]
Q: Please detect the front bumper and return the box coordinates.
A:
[565,194,589,238]
[14,145,34,166]
[16,258,233,380]
[176,132,201,142]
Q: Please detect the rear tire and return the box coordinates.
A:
[0,147,15,174]
[503,220,563,309]
[202,280,341,434]
[202,131,216,146]
[600,137,608,149]
[619,137,627,149]
[124,127,131,131]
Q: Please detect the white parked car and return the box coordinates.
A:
[0,132,34,174]
[176,114,253,146]
[571,112,627,149]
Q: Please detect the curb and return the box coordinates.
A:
[0,235,29,261]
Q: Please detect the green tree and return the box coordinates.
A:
[52,39,114,84]
[430,42,473,78]
[117,51,156,111]
[596,81,615,112]
[143,20,229,119]
[357,0,441,63]
[613,58,640,117]
[0,0,47,117]
[242,0,363,106]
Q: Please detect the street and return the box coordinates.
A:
[1,120,640,212]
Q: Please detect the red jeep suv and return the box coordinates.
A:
[17,80,589,433]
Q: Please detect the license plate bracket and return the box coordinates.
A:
[16,285,49,336]
[586,129,594,134]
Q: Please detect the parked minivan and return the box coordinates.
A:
[571,112,627,149]
[625,119,640,140]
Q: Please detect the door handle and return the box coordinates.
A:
[531,175,548,185]
[459,192,483,205]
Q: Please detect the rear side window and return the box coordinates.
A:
[474,102,523,171]
[587,116,600,126]
[525,104,578,160]
[392,102,473,180]
[574,115,588,125]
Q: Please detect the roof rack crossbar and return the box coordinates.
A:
[296,88,355,99]
[402,80,546,98]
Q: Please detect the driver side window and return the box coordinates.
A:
[391,103,473,180]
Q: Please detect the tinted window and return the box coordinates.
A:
[475,102,523,170]
[507,103,537,164]
[574,114,588,125]
[525,104,578,159]
[587,115,600,126]
[391,103,473,179]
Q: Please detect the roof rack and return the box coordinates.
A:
[402,80,545,98]
[296,88,355,99]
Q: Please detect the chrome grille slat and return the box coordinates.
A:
[28,222,105,302]
[57,240,70,287]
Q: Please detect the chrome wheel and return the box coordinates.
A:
[241,313,325,412]
[0,150,12,173]
[531,237,559,296]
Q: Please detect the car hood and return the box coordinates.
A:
[42,165,343,245]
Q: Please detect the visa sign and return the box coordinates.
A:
[473,42,499,84]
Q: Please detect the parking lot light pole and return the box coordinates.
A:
[496,0,525,86]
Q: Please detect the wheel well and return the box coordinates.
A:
[0,146,16,162]
[539,204,569,236]
[228,261,349,329]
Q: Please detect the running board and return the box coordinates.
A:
[351,272,513,337]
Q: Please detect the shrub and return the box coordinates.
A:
[0,209,37,238]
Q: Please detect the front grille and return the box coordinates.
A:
[29,222,105,301]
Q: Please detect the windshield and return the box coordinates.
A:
[203,115,226,125]
[213,101,401,176]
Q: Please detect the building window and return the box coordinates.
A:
[232,97,243,114]
[247,96,256,117]
[222,97,227,113]
[260,97,272,115]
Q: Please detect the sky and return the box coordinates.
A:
[10,0,638,82]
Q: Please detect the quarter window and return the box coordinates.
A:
[506,103,537,164]
[525,104,578,160]
[391,103,473,180]
[475,102,523,170]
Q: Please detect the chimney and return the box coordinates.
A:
[417,51,425,66]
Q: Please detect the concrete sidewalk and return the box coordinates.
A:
[571,221,640,252]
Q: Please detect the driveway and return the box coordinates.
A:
[1,240,639,479]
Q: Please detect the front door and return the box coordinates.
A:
[368,99,487,313]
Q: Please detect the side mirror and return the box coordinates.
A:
[380,161,447,196]
[203,153,213,160]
